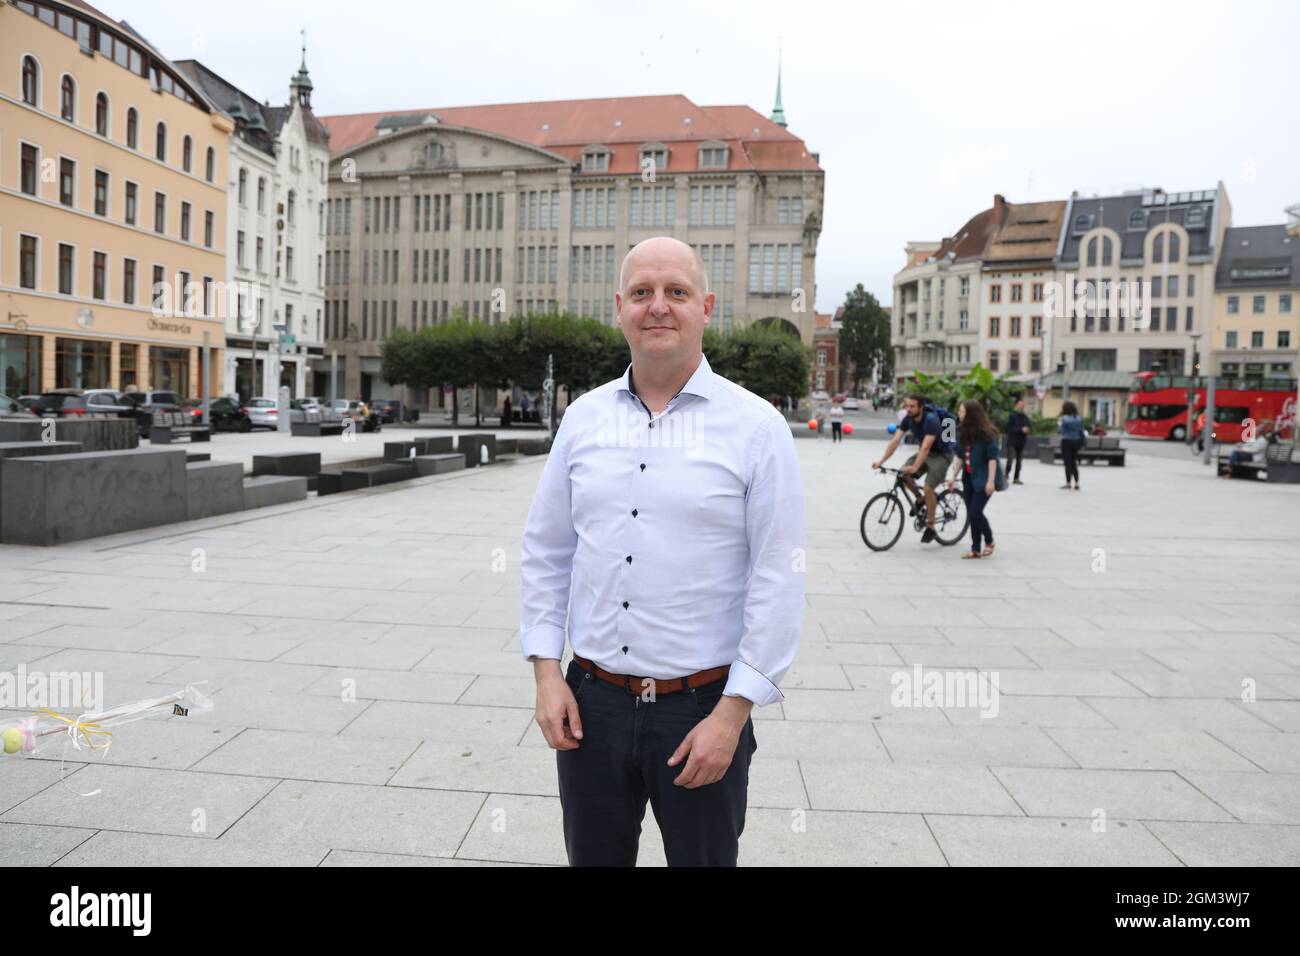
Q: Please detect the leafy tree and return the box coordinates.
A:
[838,285,892,391]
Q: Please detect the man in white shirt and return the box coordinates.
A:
[519,236,806,866]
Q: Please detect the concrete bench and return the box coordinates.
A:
[316,469,343,496]
[1037,435,1126,466]
[495,438,518,455]
[515,438,552,456]
[186,460,244,520]
[1266,443,1300,483]
[243,475,308,509]
[151,410,211,444]
[340,463,415,492]
[1,448,187,545]
[458,433,497,468]
[384,441,423,461]
[253,452,321,478]
[186,452,210,463]
[0,418,137,452]
[418,436,455,454]
[413,453,466,476]
[291,421,345,437]
[0,441,84,509]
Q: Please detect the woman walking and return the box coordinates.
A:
[948,399,1000,559]
[1058,400,1086,490]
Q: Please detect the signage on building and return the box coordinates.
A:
[148,317,193,334]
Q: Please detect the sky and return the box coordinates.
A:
[110,0,1300,313]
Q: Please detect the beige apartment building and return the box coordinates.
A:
[318,94,825,403]
[1,0,230,399]
[1211,224,1299,381]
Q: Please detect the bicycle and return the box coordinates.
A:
[860,466,969,552]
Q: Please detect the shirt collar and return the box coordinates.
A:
[618,353,716,404]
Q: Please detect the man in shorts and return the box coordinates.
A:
[872,393,956,543]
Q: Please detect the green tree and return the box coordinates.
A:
[838,285,892,392]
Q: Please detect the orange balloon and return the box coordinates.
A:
[808,419,818,429]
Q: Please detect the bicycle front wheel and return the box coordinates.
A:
[933,488,970,546]
[860,492,905,551]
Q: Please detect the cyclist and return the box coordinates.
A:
[872,393,957,543]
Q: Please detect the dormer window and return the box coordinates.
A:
[1127,209,1146,230]
[640,143,668,171]
[582,147,610,172]
[699,143,729,169]
[1185,206,1207,228]
[1072,214,1094,235]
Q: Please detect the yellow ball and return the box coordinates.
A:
[2,727,23,755]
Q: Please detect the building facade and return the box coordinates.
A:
[811,310,840,395]
[176,52,331,400]
[1211,224,1299,381]
[2,0,230,398]
[318,94,824,404]
[1054,185,1230,379]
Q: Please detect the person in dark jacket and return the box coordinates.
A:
[1058,400,1086,490]
[947,399,1000,558]
[1004,395,1031,485]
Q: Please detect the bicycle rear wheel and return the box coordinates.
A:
[933,488,970,546]
[860,492,905,551]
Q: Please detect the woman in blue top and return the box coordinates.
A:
[946,399,1000,558]
[1057,400,1086,490]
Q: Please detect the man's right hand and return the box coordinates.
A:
[534,660,583,750]
[871,459,883,470]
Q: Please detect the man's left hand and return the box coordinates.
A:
[667,695,751,788]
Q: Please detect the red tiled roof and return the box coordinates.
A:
[320,94,821,174]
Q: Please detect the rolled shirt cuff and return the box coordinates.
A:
[520,623,566,663]
[723,658,785,708]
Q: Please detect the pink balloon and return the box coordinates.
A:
[842,423,854,436]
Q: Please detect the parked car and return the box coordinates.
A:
[16,395,41,411]
[371,398,406,424]
[1,395,39,419]
[843,397,860,411]
[26,388,137,420]
[120,390,188,437]
[180,398,251,432]
[244,397,281,430]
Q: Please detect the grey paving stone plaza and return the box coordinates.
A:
[2,426,1298,866]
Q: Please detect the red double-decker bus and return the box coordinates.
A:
[1124,372,1297,442]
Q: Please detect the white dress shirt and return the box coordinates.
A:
[519,353,805,707]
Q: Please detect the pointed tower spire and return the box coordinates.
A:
[290,27,314,108]
[770,49,787,128]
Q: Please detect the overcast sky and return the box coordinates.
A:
[114,0,1299,313]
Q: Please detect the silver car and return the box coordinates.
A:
[245,397,280,429]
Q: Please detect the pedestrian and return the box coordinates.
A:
[1004,395,1031,485]
[502,393,512,428]
[947,399,1000,558]
[521,392,530,422]
[520,236,805,867]
[1058,400,1085,490]
[829,398,844,442]
[816,401,828,436]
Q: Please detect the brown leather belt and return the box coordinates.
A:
[572,654,729,696]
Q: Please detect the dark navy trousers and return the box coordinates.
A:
[556,659,758,867]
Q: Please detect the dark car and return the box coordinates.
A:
[371,398,404,424]
[183,397,251,432]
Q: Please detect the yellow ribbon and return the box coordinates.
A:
[36,709,115,752]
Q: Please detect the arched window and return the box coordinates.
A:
[182,135,193,172]
[1102,237,1114,266]
[287,189,296,224]
[1086,237,1097,267]
[1168,232,1181,263]
[126,107,138,148]
[60,74,76,122]
[155,122,167,162]
[237,168,247,205]
[1127,209,1145,230]
[1152,233,1165,264]
[205,146,215,183]
[22,56,39,106]
[95,92,109,136]
[257,177,266,212]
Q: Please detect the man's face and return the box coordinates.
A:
[1016,399,1026,412]
[616,240,714,362]
[904,397,923,420]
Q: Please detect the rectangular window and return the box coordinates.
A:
[474,248,481,283]
[988,316,1000,337]
[1280,294,1293,314]
[1167,275,1179,298]
[1251,331,1264,349]
[1227,295,1239,315]
[1226,331,1238,349]
[748,245,760,294]
[987,351,999,371]
[237,232,246,268]
[1009,351,1021,372]
[1185,306,1194,331]
[465,249,471,283]
[122,258,136,304]
[1010,284,1023,303]
[59,243,74,294]
[1186,274,1195,295]
[21,143,39,195]
[1253,295,1266,314]
[152,265,166,311]
[154,193,166,234]
[205,211,214,248]
[1278,330,1291,348]
[1031,282,1043,302]
[1010,316,1021,337]
[94,170,109,216]
[1031,316,1042,337]
[93,252,106,300]
[180,202,192,241]
[989,285,1001,303]
[1151,276,1162,298]
[286,246,294,281]
[60,158,75,206]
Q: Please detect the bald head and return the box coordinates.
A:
[619,237,709,295]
